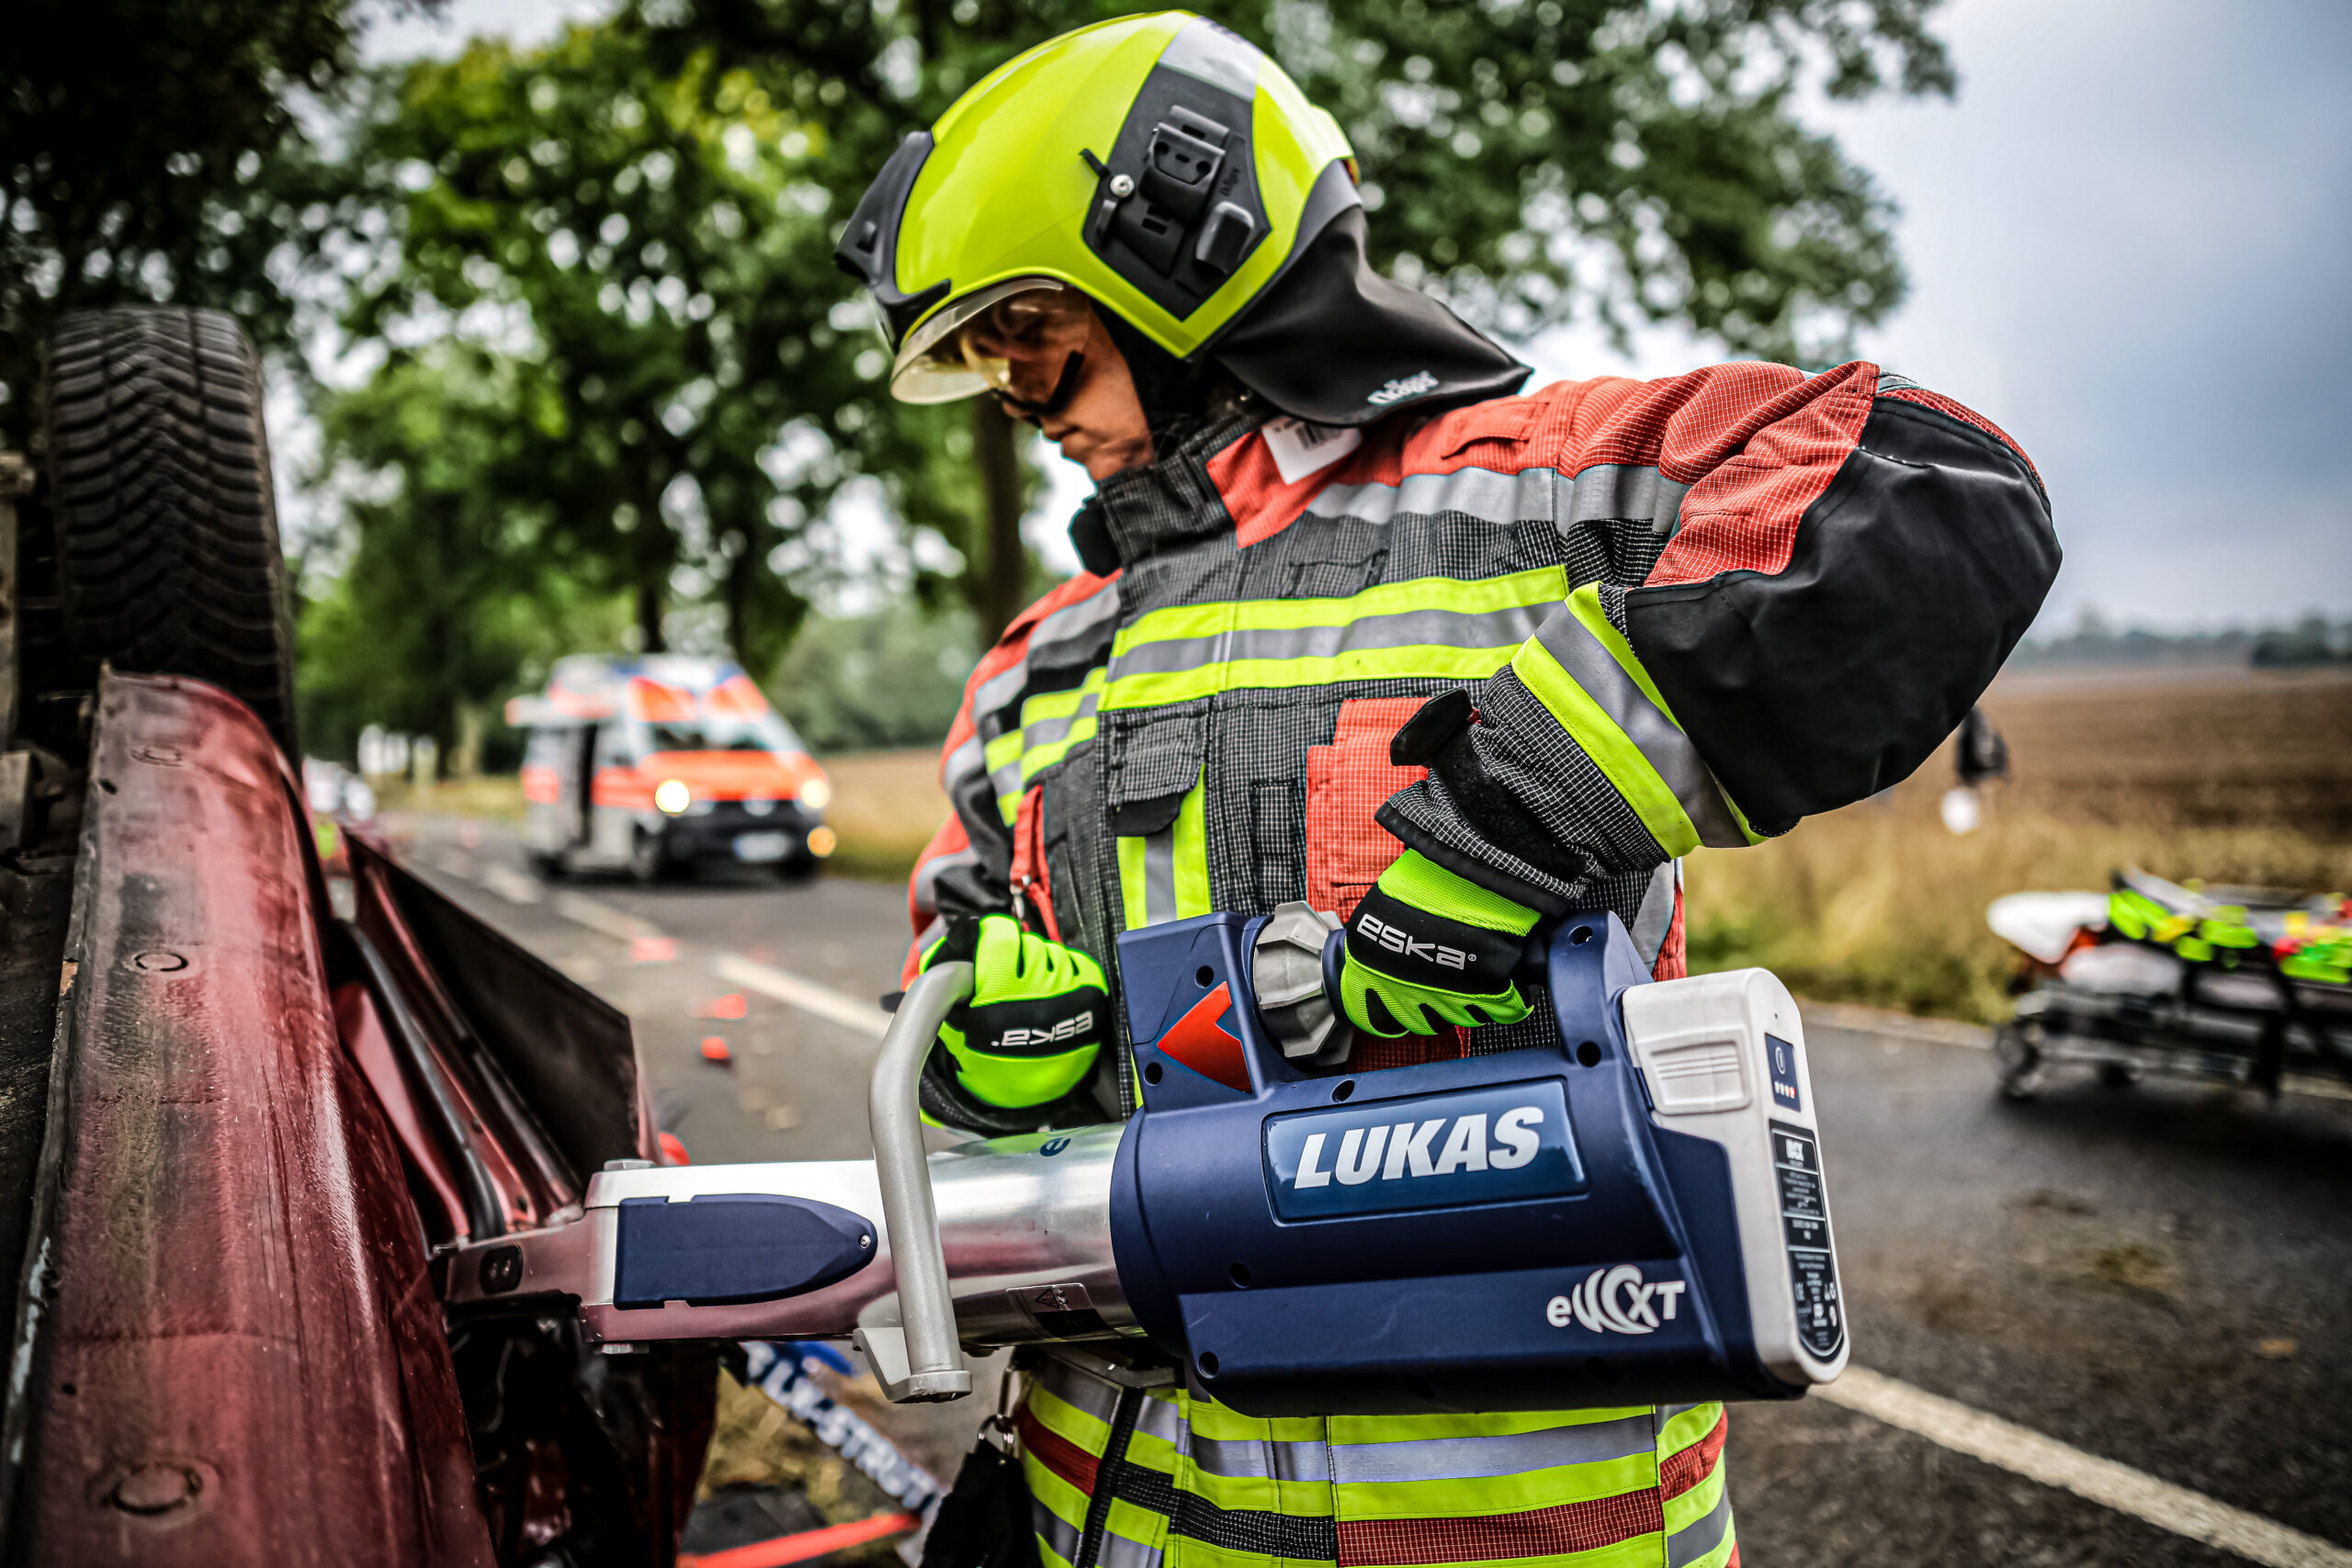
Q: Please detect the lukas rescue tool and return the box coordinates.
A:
[444,907,1846,1414]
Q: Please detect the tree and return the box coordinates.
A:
[0,0,417,451]
[297,341,631,763]
[328,25,913,663]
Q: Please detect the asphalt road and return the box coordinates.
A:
[390,814,2352,1568]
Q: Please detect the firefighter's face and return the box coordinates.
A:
[955,291,1153,481]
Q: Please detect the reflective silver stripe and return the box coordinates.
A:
[1020,684,1105,756]
[1306,465,1555,527]
[1566,462,1692,539]
[1132,1392,1184,1450]
[1188,1434,1333,1483]
[944,735,986,790]
[1141,829,1177,926]
[913,846,979,916]
[1530,609,1748,850]
[1099,1523,1166,1568]
[1030,578,1124,660]
[1667,1475,1734,1568]
[1328,1414,1657,1485]
[989,751,1025,804]
[1033,1496,1082,1563]
[1037,1354,1123,1424]
[1109,602,1549,682]
[1631,860,1679,964]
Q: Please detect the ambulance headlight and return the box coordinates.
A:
[799,777,832,811]
[653,778,692,816]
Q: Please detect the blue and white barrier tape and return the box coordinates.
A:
[741,1341,947,1516]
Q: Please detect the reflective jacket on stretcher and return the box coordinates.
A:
[901,360,2057,1568]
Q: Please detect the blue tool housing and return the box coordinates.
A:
[1109,912,1805,1416]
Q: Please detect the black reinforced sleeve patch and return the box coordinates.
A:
[1625,396,2059,834]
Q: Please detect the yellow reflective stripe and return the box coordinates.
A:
[1564,588,1758,846]
[1566,584,1676,726]
[1173,784,1210,919]
[1103,1498,1171,1562]
[1114,568,1568,650]
[1664,1455,1728,1534]
[1657,1401,1724,1454]
[989,666,1110,823]
[1110,645,1521,711]
[1103,570,1565,711]
[1023,708,1101,783]
[1513,635,1702,859]
[1118,781,1212,930]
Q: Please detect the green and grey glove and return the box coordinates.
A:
[921,914,1109,1108]
[1340,851,1537,1036]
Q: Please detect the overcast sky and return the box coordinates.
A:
[357,0,2352,633]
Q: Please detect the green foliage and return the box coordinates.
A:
[297,342,634,761]
[329,23,922,662]
[0,0,395,448]
[768,601,978,753]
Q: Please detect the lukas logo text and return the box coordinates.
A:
[998,1010,1092,1049]
[1545,1265,1687,1336]
[1356,911,1476,969]
[1291,1104,1544,1189]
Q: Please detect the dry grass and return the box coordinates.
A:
[817,749,951,882]
[370,773,527,820]
[1686,666,2352,1021]
[697,1371,902,1563]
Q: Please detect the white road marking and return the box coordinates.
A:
[712,953,887,1040]
[428,848,478,881]
[552,891,662,943]
[479,863,544,905]
[1822,1367,2352,1568]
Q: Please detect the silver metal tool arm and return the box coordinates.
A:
[861,960,975,1402]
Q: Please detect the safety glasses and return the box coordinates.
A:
[888,278,1094,407]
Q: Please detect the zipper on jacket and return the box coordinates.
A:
[1072,1386,1144,1568]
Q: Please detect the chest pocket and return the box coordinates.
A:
[1108,705,1210,931]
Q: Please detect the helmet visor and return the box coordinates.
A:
[888,278,1094,405]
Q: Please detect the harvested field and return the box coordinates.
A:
[1686,664,2352,1021]
[1972,664,2352,837]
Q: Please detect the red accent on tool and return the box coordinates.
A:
[1155,983,1253,1094]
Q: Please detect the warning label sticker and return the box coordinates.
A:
[1770,1121,1844,1360]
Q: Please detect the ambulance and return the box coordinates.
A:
[508,655,835,880]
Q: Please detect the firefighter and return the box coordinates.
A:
[837,15,2056,1567]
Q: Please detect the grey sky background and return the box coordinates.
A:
[356,0,2352,634]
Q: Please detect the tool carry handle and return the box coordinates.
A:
[865,960,976,1401]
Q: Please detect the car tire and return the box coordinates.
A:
[524,849,567,881]
[774,853,819,885]
[42,307,299,755]
[628,829,673,884]
[1994,1021,2043,1101]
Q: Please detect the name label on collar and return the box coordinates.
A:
[1261,416,1363,485]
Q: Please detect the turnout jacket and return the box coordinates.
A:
[900,360,2052,1568]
